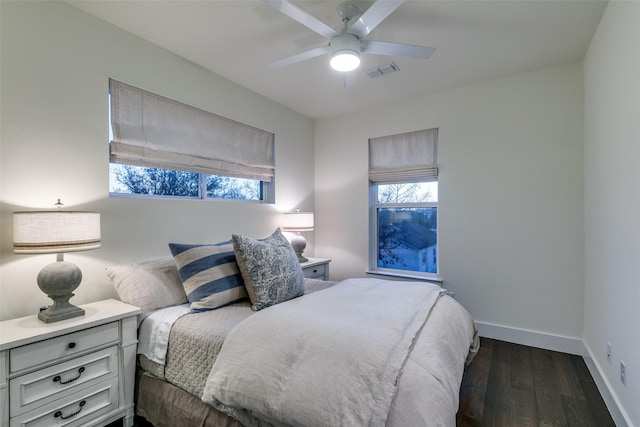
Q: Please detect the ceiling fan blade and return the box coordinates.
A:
[267,45,330,69]
[348,0,405,38]
[362,40,436,60]
[264,0,337,39]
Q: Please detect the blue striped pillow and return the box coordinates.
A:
[169,241,248,313]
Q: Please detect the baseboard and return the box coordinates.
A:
[475,321,633,426]
[475,321,583,355]
[582,342,633,427]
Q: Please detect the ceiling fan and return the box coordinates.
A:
[264,0,436,73]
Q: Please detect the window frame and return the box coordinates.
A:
[368,180,441,282]
[108,164,275,203]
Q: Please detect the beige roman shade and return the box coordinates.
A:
[368,128,438,183]
[109,79,275,181]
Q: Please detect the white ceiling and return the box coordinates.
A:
[68,0,607,119]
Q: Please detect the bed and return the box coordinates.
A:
[107,229,478,427]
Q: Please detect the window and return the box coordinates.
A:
[109,164,264,200]
[368,128,439,278]
[373,182,438,274]
[108,79,274,202]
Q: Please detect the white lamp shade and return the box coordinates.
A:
[282,212,314,232]
[13,211,101,254]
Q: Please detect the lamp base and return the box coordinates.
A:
[290,233,308,263]
[38,296,85,323]
[37,260,85,323]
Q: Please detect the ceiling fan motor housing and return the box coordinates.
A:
[330,33,361,55]
[329,33,361,71]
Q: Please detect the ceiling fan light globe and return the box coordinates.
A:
[330,51,361,72]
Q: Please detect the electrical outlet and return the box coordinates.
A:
[620,361,626,386]
[607,342,612,363]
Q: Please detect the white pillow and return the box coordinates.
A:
[106,257,188,324]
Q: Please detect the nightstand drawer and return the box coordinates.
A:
[303,263,326,279]
[9,322,119,373]
[10,376,119,427]
[10,346,119,416]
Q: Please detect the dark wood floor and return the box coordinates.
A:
[457,337,615,426]
[120,337,615,427]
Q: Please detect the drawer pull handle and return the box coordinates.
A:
[67,342,77,349]
[54,400,86,420]
[53,367,85,385]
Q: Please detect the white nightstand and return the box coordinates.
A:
[0,299,141,427]
[300,258,331,280]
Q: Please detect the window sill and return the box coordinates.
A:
[366,269,443,284]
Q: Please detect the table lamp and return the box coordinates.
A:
[282,209,314,263]
[13,205,101,323]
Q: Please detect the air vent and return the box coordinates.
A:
[366,62,400,78]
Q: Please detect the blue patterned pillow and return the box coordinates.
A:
[232,228,304,311]
[169,241,248,313]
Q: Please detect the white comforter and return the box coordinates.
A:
[202,278,478,427]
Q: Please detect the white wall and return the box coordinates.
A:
[0,1,315,321]
[583,2,640,426]
[315,62,585,344]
